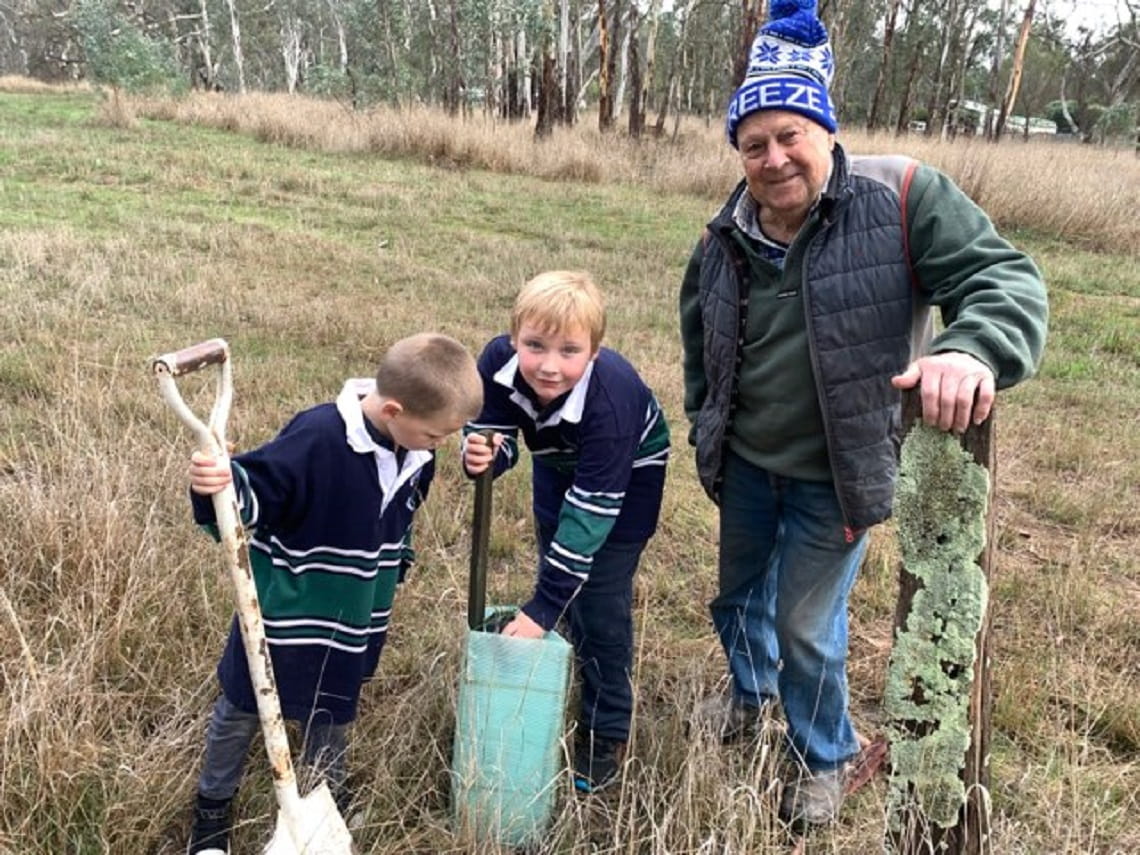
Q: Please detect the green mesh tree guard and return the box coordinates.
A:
[451,619,572,847]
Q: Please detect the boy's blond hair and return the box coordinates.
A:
[511,271,606,353]
[375,333,483,420]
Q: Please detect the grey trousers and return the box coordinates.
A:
[196,694,349,801]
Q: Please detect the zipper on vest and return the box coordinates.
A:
[799,223,856,532]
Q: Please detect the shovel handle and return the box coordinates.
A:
[152,338,233,458]
[467,432,495,631]
[152,339,303,812]
[152,337,229,377]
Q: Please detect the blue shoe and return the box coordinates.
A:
[572,733,625,793]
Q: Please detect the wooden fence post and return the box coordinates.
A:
[886,389,995,854]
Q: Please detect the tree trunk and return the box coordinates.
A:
[613,1,629,121]
[280,16,303,94]
[985,0,1009,139]
[598,0,614,131]
[425,0,441,106]
[522,29,533,116]
[535,40,557,138]
[196,0,216,89]
[867,0,901,131]
[733,0,764,88]
[224,0,245,93]
[444,0,463,115]
[994,0,1036,141]
[943,6,980,138]
[627,2,643,138]
[887,389,995,855]
[654,0,694,135]
[1058,64,1079,137]
[557,0,570,123]
[611,0,629,121]
[485,0,502,119]
[923,0,954,136]
[640,0,662,131]
[895,32,925,134]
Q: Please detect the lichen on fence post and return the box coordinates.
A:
[884,422,991,853]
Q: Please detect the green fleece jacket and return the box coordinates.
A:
[680,151,1048,523]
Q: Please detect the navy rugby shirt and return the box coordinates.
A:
[191,380,432,724]
[464,335,670,630]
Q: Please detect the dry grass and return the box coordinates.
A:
[131,90,1140,257]
[0,75,92,95]
[1,84,1138,853]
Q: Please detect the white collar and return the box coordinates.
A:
[492,354,594,429]
[336,379,432,514]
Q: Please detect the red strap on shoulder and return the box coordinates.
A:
[900,160,919,290]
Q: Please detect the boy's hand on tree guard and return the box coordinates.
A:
[500,611,544,639]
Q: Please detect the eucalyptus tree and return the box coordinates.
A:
[993,0,1036,139]
[73,0,181,92]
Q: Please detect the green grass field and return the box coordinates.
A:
[1,89,1137,854]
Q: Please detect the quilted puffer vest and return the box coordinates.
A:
[693,148,932,530]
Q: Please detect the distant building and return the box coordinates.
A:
[947,99,1057,137]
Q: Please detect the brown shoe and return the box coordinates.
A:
[690,693,770,744]
[779,766,845,826]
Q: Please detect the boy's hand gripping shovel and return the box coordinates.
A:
[153,339,355,855]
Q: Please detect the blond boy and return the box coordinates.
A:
[463,272,670,792]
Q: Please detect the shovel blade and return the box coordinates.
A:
[262,782,355,855]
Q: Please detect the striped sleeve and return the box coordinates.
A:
[521,400,668,630]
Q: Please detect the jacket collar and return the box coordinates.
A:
[492,353,594,429]
[336,379,431,514]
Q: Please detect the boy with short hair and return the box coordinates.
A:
[462,271,670,793]
[185,332,482,854]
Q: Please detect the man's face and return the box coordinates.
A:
[737,110,835,226]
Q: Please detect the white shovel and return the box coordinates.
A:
[153,338,355,855]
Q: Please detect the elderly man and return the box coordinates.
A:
[679,0,1048,827]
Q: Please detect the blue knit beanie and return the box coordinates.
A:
[726,0,837,147]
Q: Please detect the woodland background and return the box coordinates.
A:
[0,1,1138,853]
[0,0,1138,145]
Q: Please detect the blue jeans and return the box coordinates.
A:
[537,523,645,742]
[712,451,867,772]
[197,694,349,800]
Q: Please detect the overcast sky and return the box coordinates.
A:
[1045,0,1135,36]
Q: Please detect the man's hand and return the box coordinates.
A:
[891,351,995,434]
[500,611,545,639]
[189,450,232,495]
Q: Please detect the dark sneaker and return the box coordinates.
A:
[690,693,769,744]
[779,766,845,827]
[187,793,232,855]
[572,733,626,793]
